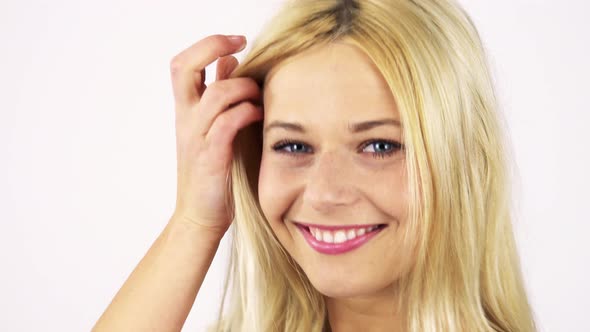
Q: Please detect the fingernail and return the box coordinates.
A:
[227,35,246,50]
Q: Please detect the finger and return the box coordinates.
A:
[205,101,263,151]
[170,34,246,107]
[216,55,239,81]
[196,68,207,96]
[196,78,261,135]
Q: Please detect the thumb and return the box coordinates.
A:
[216,55,239,81]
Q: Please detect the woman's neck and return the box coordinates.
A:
[325,285,405,332]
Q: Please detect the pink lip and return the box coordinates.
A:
[295,223,386,255]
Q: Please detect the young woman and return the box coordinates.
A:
[94,0,537,331]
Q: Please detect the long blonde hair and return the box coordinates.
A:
[212,0,537,331]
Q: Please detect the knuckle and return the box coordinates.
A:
[169,56,185,75]
[215,113,235,132]
[210,116,238,144]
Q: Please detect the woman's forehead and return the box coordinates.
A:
[262,42,399,122]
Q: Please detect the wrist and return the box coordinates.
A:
[167,213,229,243]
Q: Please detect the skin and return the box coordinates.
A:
[93,34,417,332]
[93,35,264,332]
[258,41,416,331]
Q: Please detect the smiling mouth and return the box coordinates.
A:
[294,222,388,255]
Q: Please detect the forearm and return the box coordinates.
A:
[93,217,226,332]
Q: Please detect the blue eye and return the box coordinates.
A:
[271,139,403,159]
[272,140,311,155]
[361,140,403,159]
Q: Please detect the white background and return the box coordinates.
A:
[1,0,588,331]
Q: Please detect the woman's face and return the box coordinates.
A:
[258,41,414,299]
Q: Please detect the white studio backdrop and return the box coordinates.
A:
[0,0,588,331]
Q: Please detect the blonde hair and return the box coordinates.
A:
[211,0,537,331]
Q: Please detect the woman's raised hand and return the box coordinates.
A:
[170,34,263,234]
[92,35,262,331]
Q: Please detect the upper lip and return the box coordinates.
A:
[293,221,385,231]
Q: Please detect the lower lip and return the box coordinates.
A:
[295,224,386,255]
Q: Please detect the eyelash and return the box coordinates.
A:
[271,139,404,159]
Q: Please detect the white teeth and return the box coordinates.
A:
[314,230,322,241]
[347,229,357,240]
[333,231,347,244]
[307,225,383,244]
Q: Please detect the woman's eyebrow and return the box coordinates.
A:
[348,118,401,133]
[264,118,401,134]
[264,121,305,134]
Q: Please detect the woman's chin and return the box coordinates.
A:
[306,273,390,299]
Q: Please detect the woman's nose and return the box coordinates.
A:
[302,151,360,213]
